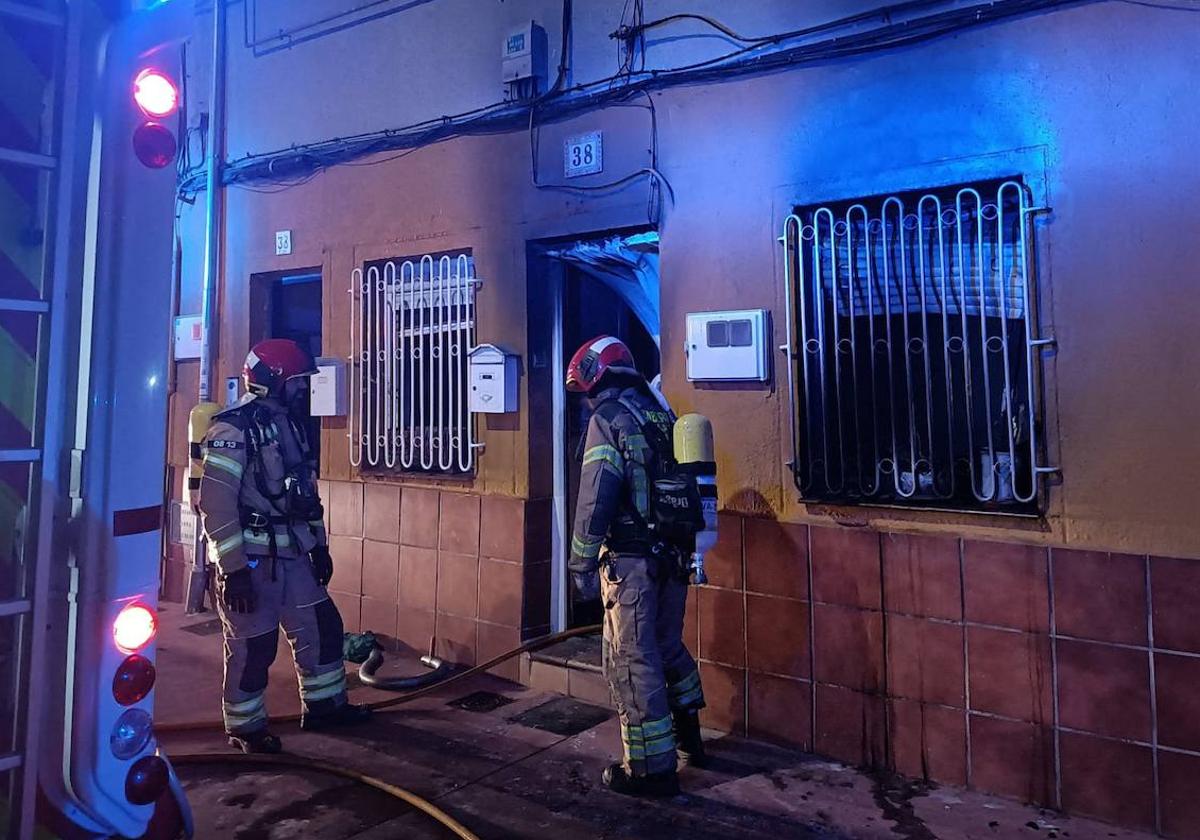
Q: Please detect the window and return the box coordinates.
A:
[781,178,1054,512]
[349,251,479,475]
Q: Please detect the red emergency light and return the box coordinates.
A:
[133,69,179,118]
[113,603,158,653]
[112,655,156,706]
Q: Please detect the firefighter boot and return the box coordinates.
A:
[673,710,708,768]
[300,702,373,732]
[227,729,283,754]
[602,763,680,797]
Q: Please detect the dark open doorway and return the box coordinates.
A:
[249,268,323,464]
[526,230,661,631]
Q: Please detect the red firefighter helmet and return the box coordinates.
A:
[243,338,318,396]
[565,335,639,393]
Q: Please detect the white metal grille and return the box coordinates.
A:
[349,252,479,474]
[781,179,1056,510]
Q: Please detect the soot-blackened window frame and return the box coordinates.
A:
[780,177,1056,513]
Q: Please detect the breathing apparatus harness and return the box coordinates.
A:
[231,401,324,579]
[596,395,706,582]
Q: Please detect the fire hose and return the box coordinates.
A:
[158,624,603,839]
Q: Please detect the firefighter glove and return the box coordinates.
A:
[221,567,255,614]
[310,544,334,587]
[571,570,601,602]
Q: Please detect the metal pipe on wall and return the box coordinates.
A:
[198,0,226,403]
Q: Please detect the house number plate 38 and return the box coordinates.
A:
[564,132,603,178]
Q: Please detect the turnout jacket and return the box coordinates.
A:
[196,395,328,576]
[569,384,674,575]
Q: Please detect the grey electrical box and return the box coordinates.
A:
[468,344,519,413]
[502,21,547,100]
[310,357,346,417]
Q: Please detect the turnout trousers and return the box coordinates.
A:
[601,553,705,776]
[215,555,348,735]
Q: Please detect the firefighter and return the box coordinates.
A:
[196,338,371,753]
[566,335,706,797]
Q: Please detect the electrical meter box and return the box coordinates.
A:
[468,344,518,413]
[502,21,547,98]
[685,309,770,382]
[310,357,346,417]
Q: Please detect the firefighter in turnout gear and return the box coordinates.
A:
[567,336,707,797]
[196,339,371,753]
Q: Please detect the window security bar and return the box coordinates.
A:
[780,179,1057,511]
[349,253,480,475]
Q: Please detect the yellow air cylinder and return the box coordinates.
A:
[673,414,717,585]
[187,402,222,510]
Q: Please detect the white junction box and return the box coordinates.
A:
[685,309,770,382]
[309,357,346,417]
[502,21,547,97]
[468,344,519,413]
[173,315,202,360]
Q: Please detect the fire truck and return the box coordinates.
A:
[3,1,192,836]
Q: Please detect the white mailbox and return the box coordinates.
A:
[685,309,770,382]
[309,357,346,417]
[468,344,518,413]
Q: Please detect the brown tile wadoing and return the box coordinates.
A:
[1151,554,1200,654]
[881,533,962,621]
[967,715,1055,806]
[814,683,887,768]
[886,615,965,708]
[330,591,361,635]
[399,486,439,549]
[1159,750,1200,838]
[745,594,810,679]
[394,607,435,655]
[744,518,808,600]
[1154,652,1200,752]
[361,539,400,603]
[521,562,552,633]
[477,621,521,682]
[1055,638,1152,742]
[326,480,364,537]
[963,540,1049,633]
[362,482,401,544]
[888,699,967,786]
[966,626,1053,724]
[360,596,399,646]
[436,551,479,619]
[1058,731,1156,830]
[698,660,746,735]
[703,512,744,590]
[683,591,699,652]
[812,603,884,692]
[698,585,746,668]
[438,492,481,556]
[479,495,525,563]
[810,526,882,609]
[327,535,364,595]
[477,557,523,627]
[1051,549,1148,646]
[747,672,812,750]
[434,613,477,667]
[398,545,437,611]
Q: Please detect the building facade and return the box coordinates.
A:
[163,2,1200,835]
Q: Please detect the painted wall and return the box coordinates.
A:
[173,0,1200,558]
[162,4,1200,833]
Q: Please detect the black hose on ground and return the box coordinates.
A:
[357,647,453,691]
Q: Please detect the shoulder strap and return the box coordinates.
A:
[616,396,674,466]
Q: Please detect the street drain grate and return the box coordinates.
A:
[181,618,224,637]
[448,690,515,713]
[507,697,612,737]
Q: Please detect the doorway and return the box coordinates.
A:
[527,230,661,631]
[249,268,323,463]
